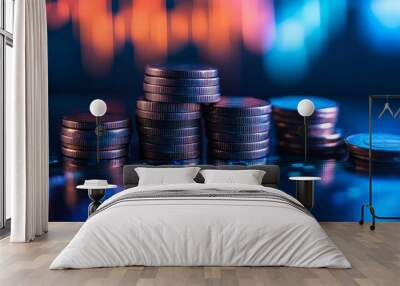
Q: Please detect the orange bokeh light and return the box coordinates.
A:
[47,0,275,76]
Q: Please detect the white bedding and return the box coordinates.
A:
[50,183,351,269]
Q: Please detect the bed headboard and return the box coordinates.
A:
[123,165,280,189]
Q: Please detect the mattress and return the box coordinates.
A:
[50,183,351,269]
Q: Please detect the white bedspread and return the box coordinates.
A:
[50,183,351,269]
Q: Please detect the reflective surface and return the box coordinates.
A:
[47,1,400,222]
[49,155,400,222]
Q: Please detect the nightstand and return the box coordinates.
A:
[289,176,321,209]
[77,180,117,216]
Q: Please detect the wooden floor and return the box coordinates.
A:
[0,222,399,286]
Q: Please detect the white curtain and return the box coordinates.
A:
[7,0,49,242]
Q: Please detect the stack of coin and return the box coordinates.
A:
[205,96,272,162]
[271,96,343,156]
[345,133,400,168]
[143,64,221,103]
[62,157,128,169]
[61,113,131,162]
[136,98,202,164]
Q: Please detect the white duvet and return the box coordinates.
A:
[50,183,350,269]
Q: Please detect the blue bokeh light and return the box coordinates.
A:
[264,0,347,84]
[360,0,400,53]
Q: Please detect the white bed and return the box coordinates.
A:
[50,167,350,269]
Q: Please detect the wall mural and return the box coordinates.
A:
[47,0,400,221]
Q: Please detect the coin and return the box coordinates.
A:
[62,143,128,151]
[61,127,131,139]
[276,121,335,131]
[278,139,344,150]
[60,134,130,147]
[349,152,400,164]
[346,133,400,163]
[277,130,343,143]
[206,96,272,116]
[141,142,200,153]
[208,139,269,151]
[206,114,271,125]
[345,133,400,155]
[61,146,129,159]
[143,83,220,95]
[144,92,221,103]
[142,150,200,160]
[349,158,400,171]
[142,158,201,165]
[275,122,335,137]
[136,117,200,128]
[140,134,200,145]
[144,76,219,87]
[138,126,201,137]
[207,131,269,143]
[272,108,338,120]
[272,96,340,154]
[136,109,201,121]
[272,114,338,125]
[270,96,339,115]
[62,113,131,130]
[145,63,218,78]
[347,147,399,161]
[209,148,269,160]
[207,122,270,134]
[136,98,201,113]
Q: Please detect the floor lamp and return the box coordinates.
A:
[89,99,107,162]
[297,99,315,162]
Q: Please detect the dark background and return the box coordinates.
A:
[47,0,400,221]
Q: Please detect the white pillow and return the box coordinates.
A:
[135,167,201,186]
[200,169,266,185]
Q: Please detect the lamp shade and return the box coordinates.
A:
[297,99,315,117]
[89,99,107,117]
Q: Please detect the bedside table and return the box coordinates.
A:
[77,180,118,216]
[289,176,321,209]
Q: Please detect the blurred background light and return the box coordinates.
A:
[371,0,400,29]
[361,0,400,53]
[264,0,346,84]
